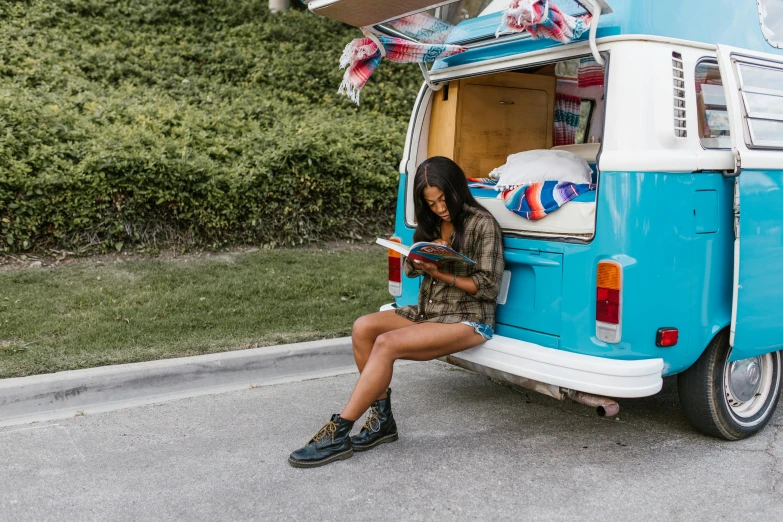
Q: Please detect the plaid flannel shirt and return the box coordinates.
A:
[395,205,505,328]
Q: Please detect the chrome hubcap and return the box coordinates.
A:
[728,357,762,402]
[724,352,775,422]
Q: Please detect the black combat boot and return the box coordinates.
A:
[351,388,399,452]
[288,414,354,468]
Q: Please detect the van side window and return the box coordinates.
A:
[758,0,783,48]
[735,61,783,148]
[575,99,595,144]
[695,61,730,149]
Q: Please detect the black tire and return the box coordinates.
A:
[678,329,782,440]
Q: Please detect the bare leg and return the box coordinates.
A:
[340,322,486,421]
[351,310,414,400]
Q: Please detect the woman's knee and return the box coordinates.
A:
[351,314,374,340]
[372,332,402,360]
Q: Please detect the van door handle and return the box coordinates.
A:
[504,251,560,267]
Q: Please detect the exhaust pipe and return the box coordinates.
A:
[564,389,620,417]
[443,356,620,417]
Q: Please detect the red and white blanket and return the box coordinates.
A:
[338,35,465,104]
[496,0,592,43]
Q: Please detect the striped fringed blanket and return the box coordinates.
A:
[496,0,592,43]
[554,93,582,146]
[578,56,605,87]
[468,178,595,221]
[338,35,465,104]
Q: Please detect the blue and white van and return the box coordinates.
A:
[309,0,783,440]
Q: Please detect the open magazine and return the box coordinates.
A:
[376,238,476,266]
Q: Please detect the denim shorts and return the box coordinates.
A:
[461,321,494,340]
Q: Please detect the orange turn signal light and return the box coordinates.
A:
[597,261,621,291]
[387,237,402,259]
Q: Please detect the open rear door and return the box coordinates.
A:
[308,0,459,27]
[716,45,783,362]
[310,1,614,88]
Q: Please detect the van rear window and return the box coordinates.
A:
[375,0,592,46]
[695,61,730,149]
[374,1,498,44]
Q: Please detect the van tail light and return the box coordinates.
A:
[596,261,622,343]
[387,237,402,297]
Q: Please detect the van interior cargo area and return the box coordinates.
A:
[413,57,606,239]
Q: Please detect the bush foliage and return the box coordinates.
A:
[0,0,421,252]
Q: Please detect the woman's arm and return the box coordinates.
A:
[412,259,479,294]
[413,216,503,297]
[466,215,505,300]
[432,267,479,295]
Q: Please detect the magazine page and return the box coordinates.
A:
[376,238,410,257]
[410,242,475,264]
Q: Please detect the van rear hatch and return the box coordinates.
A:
[309,0,612,72]
[308,0,506,31]
[497,247,563,340]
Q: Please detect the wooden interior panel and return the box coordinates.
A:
[457,72,556,178]
[457,84,551,178]
[461,71,556,91]
[533,64,557,76]
[427,82,459,160]
[424,71,556,178]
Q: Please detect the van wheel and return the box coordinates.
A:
[677,330,782,440]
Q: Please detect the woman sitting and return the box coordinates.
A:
[289,156,505,468]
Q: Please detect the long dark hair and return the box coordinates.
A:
[412,156,485,253]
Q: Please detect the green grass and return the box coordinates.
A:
[0,248,390,378]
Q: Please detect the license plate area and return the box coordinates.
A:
[496,249,563,336]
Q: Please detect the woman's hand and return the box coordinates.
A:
[413,259,440,276]
[432,239,449,247]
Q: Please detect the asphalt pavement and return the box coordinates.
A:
[1,360,781,521]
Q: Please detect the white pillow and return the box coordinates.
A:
[489,149,593,187]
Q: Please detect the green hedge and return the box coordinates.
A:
[0,0,421,251]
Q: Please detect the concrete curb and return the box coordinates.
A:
[0,337,357,428]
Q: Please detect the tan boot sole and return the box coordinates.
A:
[352,432,399,452]
[287,447,354,468]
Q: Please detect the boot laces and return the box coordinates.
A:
[362,406,381,433]
[309,421,337,445]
